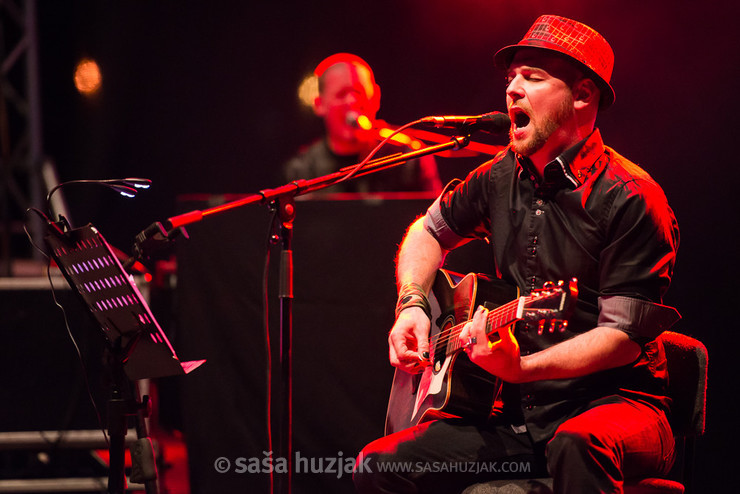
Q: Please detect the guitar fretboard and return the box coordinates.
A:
[441,297,522,355]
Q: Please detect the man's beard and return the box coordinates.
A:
[511,96,573,157]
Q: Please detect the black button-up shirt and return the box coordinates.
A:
[424,129,680,442]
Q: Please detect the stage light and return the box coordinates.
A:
[74,58,102,96]
[297,73,318,108]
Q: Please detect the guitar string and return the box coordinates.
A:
[428,288,565,361]
[432,297,521,352]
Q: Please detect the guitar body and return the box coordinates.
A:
[385,269,518,435]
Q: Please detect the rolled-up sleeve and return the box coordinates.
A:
[423,180,470,250]
[598,295,681,343]
[424,157,498,247]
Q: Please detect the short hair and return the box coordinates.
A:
[314,53,375,94]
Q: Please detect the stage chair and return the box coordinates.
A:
[462,330,708,494]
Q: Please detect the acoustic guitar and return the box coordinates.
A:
[385,269,577,435]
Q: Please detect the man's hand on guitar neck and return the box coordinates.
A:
[388,306,432,373]
[459,305,644,383]
[459,305,524,383]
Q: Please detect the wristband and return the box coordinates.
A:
[395,282,432,320]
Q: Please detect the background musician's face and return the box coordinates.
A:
[314,62,379,153]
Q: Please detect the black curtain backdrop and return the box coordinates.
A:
[18,1,740,492]
[173,196,493,493]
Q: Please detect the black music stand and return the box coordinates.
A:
[44,221,205,494]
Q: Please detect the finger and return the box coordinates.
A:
[498,325,517,349]
[472,305,488,326]
[410,317,430,349]
[388,329,412,365]
[459,327,475,354]
[392,341,418,367]
[388,343,400,366]
[395,350,428,372]
[400,350,430,366]
[390,331,418,360]
[414,333,429,358]
[459,321,471,341]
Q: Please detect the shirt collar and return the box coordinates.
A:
[516,129,606,191]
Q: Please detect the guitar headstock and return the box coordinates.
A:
[521,278,578,334]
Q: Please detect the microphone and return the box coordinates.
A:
[420,112,511,135]
[345,111,373,131]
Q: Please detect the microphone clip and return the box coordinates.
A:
[126,221,189,269]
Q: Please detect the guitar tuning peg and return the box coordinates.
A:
[548,319,569,332]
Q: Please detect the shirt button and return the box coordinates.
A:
[535,209,544,216]
[535,199,544,206]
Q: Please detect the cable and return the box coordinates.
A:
[331,118,425,187]
[23,208,109,448]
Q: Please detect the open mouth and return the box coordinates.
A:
[510,107,531,130]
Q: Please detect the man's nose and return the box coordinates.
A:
[506,76,524,100]
[343,91,360,106]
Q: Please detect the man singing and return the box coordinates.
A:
[354,15,680,493]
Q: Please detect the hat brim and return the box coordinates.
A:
[494,43,615,109]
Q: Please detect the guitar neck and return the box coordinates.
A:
[446,297,522,354]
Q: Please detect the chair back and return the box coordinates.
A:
[658,331,708,437]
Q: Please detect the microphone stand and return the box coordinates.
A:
[132,132,475,494]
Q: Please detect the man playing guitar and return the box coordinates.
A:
[354,15,680,494]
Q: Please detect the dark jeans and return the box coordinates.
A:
[353,397,674,494]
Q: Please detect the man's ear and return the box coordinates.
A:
[313,95,327,117]
[370,83,381,114]
[573,78,600,110]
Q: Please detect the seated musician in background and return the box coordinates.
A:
[283,53,442,194]
[354,15,680,493]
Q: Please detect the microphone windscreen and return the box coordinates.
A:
[346,111,373,130]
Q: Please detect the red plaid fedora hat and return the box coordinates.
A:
[494,15,615,108]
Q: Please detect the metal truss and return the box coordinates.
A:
[0,0,45,275]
